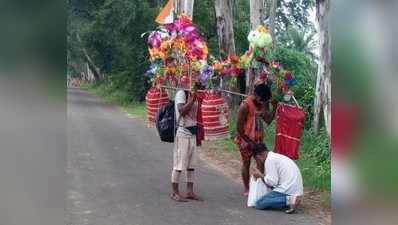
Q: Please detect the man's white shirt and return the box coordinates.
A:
[175,90,197,137]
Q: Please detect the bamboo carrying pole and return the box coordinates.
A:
[292,95,301,108]
[159,85,301,108]
[159,85,248,97]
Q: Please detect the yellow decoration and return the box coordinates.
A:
[149,48,166,61]
[239,54,251,69]
[165,66,176,75]
[257,25,269,33]
[160,40,172,51]
[173,37,187,53]
[213,61,223,72]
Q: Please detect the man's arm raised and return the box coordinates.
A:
[261,99,278,125]
[177,91,197,117]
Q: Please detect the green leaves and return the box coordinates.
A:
[275,0,316,34]
[68,0,157,100]
[297,128,330,190]
[279,26,318,60]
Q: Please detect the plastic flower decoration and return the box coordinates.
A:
[212,60,223,72]
[199,64,213,85]
[155,74,166,84]
[187,39,208,61]
[229,54,240,65]
[145,14,211,87]
[271,61,281,69]
[173,37,187,53]
[165,66,176,76]
[239,54,251,69]
[162,15,209,62]
[145,64,158,77]
[283,71,298,86]
[149,48,166,61]
[259,70,269,81]
[148,31,162,49]
[247,25,273,49]
[277,80,289,93]
[160,40,172,53]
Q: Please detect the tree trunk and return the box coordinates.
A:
[215,0,236,59]
[249,0,265,29]
[76,34,101,82]
[173,0,181,15]
[269,0,277,48]
[215,0,238,109]
[173,0,179,15]
[231,0,236,18]
[313,0,331,136]
[246,0,267,94]
[174,0,194,18]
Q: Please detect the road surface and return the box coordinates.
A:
[67,88,320,225]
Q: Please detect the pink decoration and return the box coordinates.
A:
[148,31,162,49]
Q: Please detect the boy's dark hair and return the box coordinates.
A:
[253,143,268,156]
[254,82,272,102]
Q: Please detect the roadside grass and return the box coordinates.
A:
[82,81,330,199]
[124,103,147,118]
[81,82,147,119]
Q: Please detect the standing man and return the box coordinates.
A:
[170,76,202,202]
[235,81,278,195]
[251,144,303,214]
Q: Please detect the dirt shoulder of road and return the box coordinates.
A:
[199,141,331,225]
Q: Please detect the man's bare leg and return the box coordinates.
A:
[185,169,203,201]
[171,170,187,202]
[241,159,251,196]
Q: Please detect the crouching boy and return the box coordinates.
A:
[251,144,303,214]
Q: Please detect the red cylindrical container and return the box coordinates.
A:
[201,91,230,140]
[145,87,170,127]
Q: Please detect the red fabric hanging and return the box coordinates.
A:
[196,91,205,146]
[274,103,305,160]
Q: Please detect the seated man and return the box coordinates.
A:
[251,143,303,214]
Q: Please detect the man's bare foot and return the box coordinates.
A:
[285,196,301,214]
[170,193,188,202]
[185,193,204,201]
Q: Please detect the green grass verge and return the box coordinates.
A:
[124,103,147,118]
[81,82,147,119]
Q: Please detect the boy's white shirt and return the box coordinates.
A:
[263,152,304,196]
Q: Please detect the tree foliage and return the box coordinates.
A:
[68,0,159,101]
[68,0,317,103]
[279,26,318,60]
[275,0,316,35]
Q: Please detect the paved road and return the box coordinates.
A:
[67,88,320,225]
